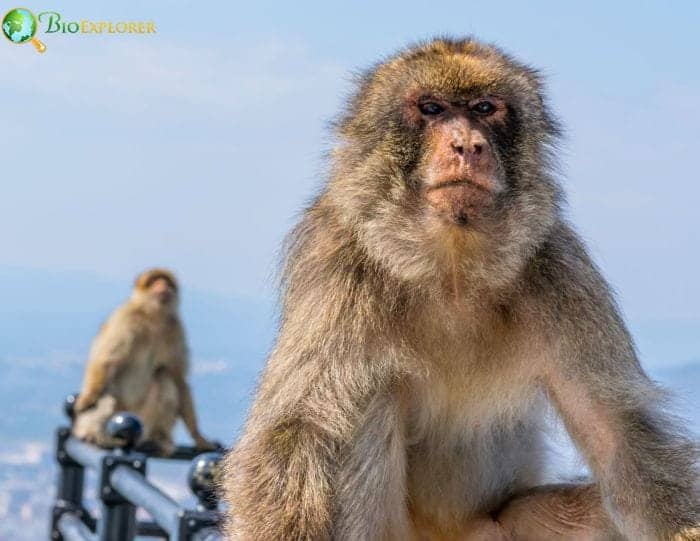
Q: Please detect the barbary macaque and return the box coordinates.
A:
[72,268,217,456]
[223,38,700,540]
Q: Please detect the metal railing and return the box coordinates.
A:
[50,395,225,541]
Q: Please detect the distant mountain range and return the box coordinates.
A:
[0,267,278,540]
[0,265,697,440]
[0,266,696,540]
[0,266,275,360]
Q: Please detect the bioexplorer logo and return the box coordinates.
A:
[2,8,46,52]
[2,8,156,53]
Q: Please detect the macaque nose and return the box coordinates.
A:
[447,120,488,162]
[150,279,174,301]
[153,282,169,294]
[450,133,486,159]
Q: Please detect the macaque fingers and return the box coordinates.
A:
[495,484,622,541]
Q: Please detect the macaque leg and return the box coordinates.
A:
[75,360,110,411]
[137,371,179,456]
[495,484,622,541]
[72,395,122,447]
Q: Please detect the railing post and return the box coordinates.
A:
[51,394,87,540]
[55,426,85,504]
[50,396,226,541]
[96,413,146,541]
[169,452,224,541]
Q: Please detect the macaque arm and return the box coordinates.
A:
[547,363,699,539]
[333,392,411,539]
[161,333,212,447]
[76,315,138,411]
[225,342,406,540]
[170,372,205,441]
[541,247,699,539]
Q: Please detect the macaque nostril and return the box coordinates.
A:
[472,143,483,155]
[452,144,464,156]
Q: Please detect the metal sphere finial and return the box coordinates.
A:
[63,393,79,421]
[188,452,223,510]
[106,412,143,451]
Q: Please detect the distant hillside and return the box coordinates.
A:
[0,266,277,443]
[0,268,696,541]
[0,265,697,439]
[0,266,275,359]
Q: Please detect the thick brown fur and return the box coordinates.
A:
[72,268,216,455]
[223,38,700,540]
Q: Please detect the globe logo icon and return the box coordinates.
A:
[2,7,46,53]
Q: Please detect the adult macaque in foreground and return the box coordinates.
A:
[223,39,699,540]
[72,268,217,455]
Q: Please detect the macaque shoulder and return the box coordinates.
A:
[88,304,148,361]
[523,222,609,307]
[519,220,624,359]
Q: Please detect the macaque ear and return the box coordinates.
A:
[508,66,561,138]
[134,272,148,290]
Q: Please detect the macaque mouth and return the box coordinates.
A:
[155,291,173,303]
[427,178,492,193]
[424,176,496,226]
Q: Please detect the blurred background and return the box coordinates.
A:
[1,1,699,538]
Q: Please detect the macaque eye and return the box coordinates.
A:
[471,101,496,115]
[418,102,445,115]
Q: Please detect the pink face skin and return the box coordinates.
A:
[148,277,176,305]
[406,95,507,226]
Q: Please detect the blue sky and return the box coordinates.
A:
[1,0,699,367]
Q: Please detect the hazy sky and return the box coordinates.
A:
[2,1,698,365]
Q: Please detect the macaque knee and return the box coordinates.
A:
[496,484,621,541]
[72,395,121,447]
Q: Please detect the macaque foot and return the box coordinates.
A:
[79,432,124,449]
[194,436,220,451]
[135,439,175,457]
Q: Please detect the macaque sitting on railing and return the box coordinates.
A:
[72,268,217,456]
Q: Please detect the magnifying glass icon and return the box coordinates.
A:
[2,8,47,53]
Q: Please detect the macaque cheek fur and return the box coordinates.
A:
[223,38,700,541]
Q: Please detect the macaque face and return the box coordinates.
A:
[145,276,177,306]
[132,269,180,312]
[339,41,558,262]
[405,93,508,227]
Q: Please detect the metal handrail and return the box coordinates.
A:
[57,513,96,541]
[50,394,225,541]
[109,464,181,534]
[64,437,107,469]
